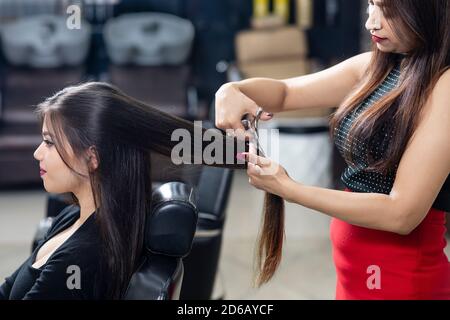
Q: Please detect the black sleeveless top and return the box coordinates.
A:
[334,61,450,212]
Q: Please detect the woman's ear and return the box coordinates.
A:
[86,146,99,171]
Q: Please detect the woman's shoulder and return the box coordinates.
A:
[435,68,450,87]
[428,68,450,111]
[345,51,373,82]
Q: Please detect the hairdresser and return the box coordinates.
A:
[215,0,450,300]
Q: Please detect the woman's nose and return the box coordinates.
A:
[33,142,44,161]
[365,6,382,31]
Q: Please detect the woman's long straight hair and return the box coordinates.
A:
[329,0,450,174]
[255,193,285,286]
[36,81,283,298]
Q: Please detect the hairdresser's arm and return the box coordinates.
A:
[246,70,450,235]
[215,52,372,130]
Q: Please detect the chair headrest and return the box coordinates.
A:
[145,182,198,258]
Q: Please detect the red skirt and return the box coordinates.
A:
[330,188,450,300]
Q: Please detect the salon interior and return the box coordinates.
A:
[0,0,448,300]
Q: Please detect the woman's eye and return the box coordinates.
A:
[44,139,54,147]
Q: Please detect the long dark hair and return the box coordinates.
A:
[330,0,450,173]
[255,193,284,286]
[36,82,282,298]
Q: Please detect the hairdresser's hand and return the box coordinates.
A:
[215,82,273,134]
[240,152,294,200]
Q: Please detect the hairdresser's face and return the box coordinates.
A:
[33,120,88,194]
[365,0,411,54]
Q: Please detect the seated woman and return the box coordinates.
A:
[0,82,253,299]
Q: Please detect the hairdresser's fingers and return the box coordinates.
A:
[248,141,258,156]
[259,112,274,121]
[247,162,262,176]
[245,151,257,165]
[215,103,247,133]
[215,83,261,131]
[257,156,271,167]
[242,152,271,168]
[234,128,255,140]
[224,126,257,141]
[218,110,271,138]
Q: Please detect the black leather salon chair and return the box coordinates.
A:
[180,166,234,300]
[124,182,198,300]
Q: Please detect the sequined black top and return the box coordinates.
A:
[334,61,449,212]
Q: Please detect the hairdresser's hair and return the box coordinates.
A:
[36,82,283,298]
[330,0,450,173]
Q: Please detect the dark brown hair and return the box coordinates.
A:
[36,82,282,298]
[255,193,285,286]
[330,0,450,174]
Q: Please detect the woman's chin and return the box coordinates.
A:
[376,43,407,55]
[42,180,57,193]
[42,183,52,193]
[376,44,393,53]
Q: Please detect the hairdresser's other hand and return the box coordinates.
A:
[215,82,273,134]
[240,152,294,200]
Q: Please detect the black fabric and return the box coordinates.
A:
[0,205,105,300]
[433,176,450,213]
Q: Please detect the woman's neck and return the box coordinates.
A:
[73,184,97,223]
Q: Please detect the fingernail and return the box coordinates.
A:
[236,153,246,161]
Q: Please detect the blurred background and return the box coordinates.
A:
[0,0,448,300]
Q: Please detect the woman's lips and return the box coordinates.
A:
[40,169,47,176]
[372,35,387,43]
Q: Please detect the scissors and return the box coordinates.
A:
[241,107,266,157]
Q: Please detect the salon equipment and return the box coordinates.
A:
[104,12,194,66]
[180,165,234,300]
[104,11,202,119]
[125,182,198,300]
[241,107,266,157]
[1,15,91,68]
